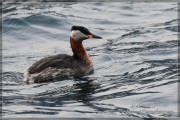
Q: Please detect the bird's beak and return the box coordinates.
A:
[87,34,102,39]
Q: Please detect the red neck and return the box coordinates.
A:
[70,37,93,67]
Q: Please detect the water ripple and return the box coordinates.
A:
[2,2,178,118]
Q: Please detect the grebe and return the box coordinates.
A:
[24,26,102,83]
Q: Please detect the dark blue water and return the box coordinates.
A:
[2,2,178,118]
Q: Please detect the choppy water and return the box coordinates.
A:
[2,2,179,118]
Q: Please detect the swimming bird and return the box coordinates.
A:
[24,26,102,83]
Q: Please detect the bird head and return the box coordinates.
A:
[70,26,102,42]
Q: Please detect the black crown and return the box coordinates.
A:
[71,26,92,35]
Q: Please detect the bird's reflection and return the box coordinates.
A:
[74,77,100,103]
[23,77,100,108]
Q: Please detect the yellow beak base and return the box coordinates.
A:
[87,35,93,39]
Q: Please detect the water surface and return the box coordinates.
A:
[2,2,178,118]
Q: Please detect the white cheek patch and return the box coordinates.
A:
[70,30,87,41]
